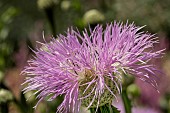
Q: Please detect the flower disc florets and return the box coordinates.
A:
[22,22,164,113]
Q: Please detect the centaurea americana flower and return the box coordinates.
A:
[22,22,164,113]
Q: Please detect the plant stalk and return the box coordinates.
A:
[121,88,132,113]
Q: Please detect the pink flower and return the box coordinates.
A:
[22,22,164,113]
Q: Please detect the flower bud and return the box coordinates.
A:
[127,84,140,98]
[0,89,13,103]
[83,9,105,25]
[37,0,59,9]
[61,0,71,11]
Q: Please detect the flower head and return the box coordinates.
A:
[22,22,164,113]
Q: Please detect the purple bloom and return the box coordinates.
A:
[22,22,164,113]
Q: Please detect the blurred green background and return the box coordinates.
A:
[0,0,170,113]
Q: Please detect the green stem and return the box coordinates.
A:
[100,0,108,12]
[121,88,132,113]
[1,103,9,113]
[90,104,120,113]
[168,100,170,113]
[44,7,56,36]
